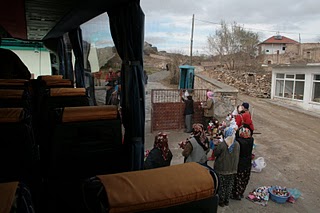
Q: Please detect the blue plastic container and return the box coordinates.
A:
[268,187,290,204]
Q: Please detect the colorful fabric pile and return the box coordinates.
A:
[246,186,270,206]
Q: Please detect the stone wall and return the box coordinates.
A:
[198,69,271,99]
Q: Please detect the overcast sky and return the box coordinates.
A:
[140,0,320,55]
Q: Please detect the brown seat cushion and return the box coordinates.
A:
[62,106,118,123]
[44,79,73,87]
[0,79,28,87]
[50,88,86,97]
[0,89,24,99]
[97,162,215,213]
[0,182,19,213]
[38,75,63,80]
[0,108,23,123]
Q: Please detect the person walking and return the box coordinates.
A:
[181,94,194,133]
[213,126,240,207]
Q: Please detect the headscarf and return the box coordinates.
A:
[192,123,208,150]
[207,91,214,100]
[224,127,236,153]
[154,132,170,160]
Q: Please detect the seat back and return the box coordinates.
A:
[83,163,219,213]
[0,108,36,182]
[0,182,35,213]
[46,105,126,179]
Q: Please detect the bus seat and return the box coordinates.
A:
[0,182,35,213]
[41,79,73,88]
[0,79,29,89]
[38,75,63,81]
[0,89,28,108]
[0,108,36,183]
[33,87,90,146]
[40,105,125,212]
[83,163,219,213]
[45,105,125,179]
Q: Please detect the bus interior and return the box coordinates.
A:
[0,0,219,212]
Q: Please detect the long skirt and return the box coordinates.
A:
[232,168,251,197]
[218,174,235,203]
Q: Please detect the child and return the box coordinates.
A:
[213,127,240,207]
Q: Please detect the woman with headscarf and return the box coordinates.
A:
[213,127,240,207]
[181,123,209,164]
[201,91,215,131]
[226,104,254,200]
[144,132,173,170]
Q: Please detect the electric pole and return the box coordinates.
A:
[190,14,195,65]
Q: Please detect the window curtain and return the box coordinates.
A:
[108,0,145,171]
[69,28,85,88]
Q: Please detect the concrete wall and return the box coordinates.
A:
[194,74,238,119]
[12,49,51,78]
[260,44,286,55]
[271,65,320,113]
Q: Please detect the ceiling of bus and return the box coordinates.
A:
[0,0,137,41]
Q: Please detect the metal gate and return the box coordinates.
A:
[151,89,207,132]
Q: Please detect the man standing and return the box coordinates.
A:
[181,95,194,133]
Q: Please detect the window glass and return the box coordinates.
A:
[284,80,294,98]
[286,74,294,79]
[276,73,284,78]
[294,81,304,100]
[296,74,305,80]
[314,75,320,81]
[275,80,284,97]
[313,82,320,102]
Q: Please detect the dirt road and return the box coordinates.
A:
[223,95,320,213]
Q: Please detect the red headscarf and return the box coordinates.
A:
[154,132,170,160]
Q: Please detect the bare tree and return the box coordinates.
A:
[208,21,259,70]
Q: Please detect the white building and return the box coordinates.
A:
[259,35,299,55]
[1,39,51,78]
[271,65,320,112]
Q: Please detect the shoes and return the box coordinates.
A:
[218,202,225,207]
[240,194,244,198]
[230,195,241,200]
[224,201,229,206]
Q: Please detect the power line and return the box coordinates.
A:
[194,18,320,36]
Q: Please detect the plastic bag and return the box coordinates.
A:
[251,157,266,173]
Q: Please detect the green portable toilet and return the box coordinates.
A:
[179,65,195,89]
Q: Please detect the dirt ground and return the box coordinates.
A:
[96,70,320,212]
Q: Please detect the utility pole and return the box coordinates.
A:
[190,14,195,65]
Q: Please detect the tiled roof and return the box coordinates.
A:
[260,35,299,44]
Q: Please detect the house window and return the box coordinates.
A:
[275,73,305,100]
[282,47,286,51]
[312,74,320,103]
[266,50,269,53]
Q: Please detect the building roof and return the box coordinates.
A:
[260,35,299,45]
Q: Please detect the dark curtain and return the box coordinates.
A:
[69,28,85,88]
[108,0,145,171]
[57,37,66,78]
